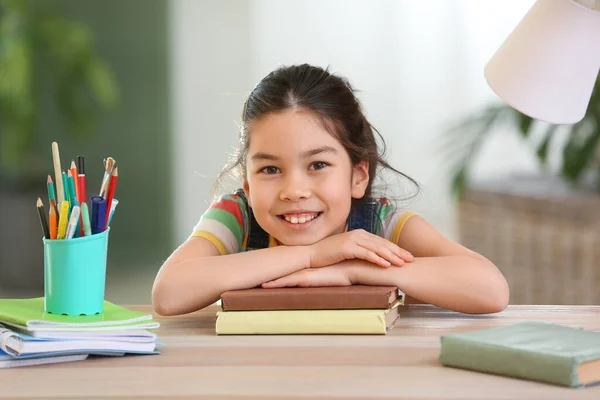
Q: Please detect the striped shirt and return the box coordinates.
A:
[191,193,417,255]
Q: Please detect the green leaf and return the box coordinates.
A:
[562,120,599,182]
[450,167,468,201]
[516,112,534,138]
[439,104,515,199]
[85,58,119,109]
[535,124,558,166]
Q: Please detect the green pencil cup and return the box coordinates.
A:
[43,228,110,316]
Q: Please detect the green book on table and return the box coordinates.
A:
[0,298,159,333]
[439,321,600,388]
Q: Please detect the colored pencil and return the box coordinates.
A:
[70,160,79,202]
[61,171,69,210]
[47,175,59,217]
[49,201,58,239]
[51,142,64,205]
[67,171,78,207]
[36,198,50,239]
[77,155,86,236]
[104,167,118,229]
[57,201,69,239]
[46,175,55,203]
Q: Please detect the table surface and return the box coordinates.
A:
[2,304,599,399]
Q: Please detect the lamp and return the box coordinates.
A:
[484,0,600,124]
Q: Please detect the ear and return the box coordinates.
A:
[242,180,252,207]
[351,161,369,199]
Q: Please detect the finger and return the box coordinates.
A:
[358,237,406,266]
[353,247,391,268]
[396,247,413,262]
[377,238,413,262]
[365,235,413,263]
[262,275,298,288]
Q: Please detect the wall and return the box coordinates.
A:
[170,0,539,245]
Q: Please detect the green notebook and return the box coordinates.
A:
[439,321,600,388]
[0,298,159,332]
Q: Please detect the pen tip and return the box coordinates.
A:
[36,197,43,207]
[47,175,52,183]
[71,160,76,168]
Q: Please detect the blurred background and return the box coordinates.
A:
[1,0,598,306]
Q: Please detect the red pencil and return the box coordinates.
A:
[104,167,118,230]
[77,155,86,236]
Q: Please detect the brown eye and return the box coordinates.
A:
[260,166,280,174]
[309,161,328,171]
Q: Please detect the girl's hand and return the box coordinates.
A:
[308,229,413,269]
[262,264,353,288]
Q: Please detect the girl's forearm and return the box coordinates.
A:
[152,246,310,315]
[348,256,509,314]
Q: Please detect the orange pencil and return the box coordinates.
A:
[49,198,59,223]
[104,166,118,230]
[49,201,58,239]
[70,160,79,201]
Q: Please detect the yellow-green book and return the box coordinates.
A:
[439,321,600,388]
[216,301,401,335]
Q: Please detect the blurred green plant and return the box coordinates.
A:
[443,78,600,200]
[0,0,119,186]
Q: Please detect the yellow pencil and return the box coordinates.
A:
[57,200,69,239]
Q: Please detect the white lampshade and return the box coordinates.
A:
[484,0,600,124]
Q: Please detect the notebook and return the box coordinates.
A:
[439,321,600,388]
[0,298,159,332]
[0,326,158,357]
[0,348,88,369]
[221,285,403,311]
[216,300,401,335]
[18,329,158,342]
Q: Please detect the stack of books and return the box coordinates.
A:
[216,285,403,335]
[0,297,161,368]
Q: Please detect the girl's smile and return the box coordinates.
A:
[278,211,323,230]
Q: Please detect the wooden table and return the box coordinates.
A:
[1,304,599,399]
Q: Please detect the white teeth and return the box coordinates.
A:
[284,214,318,224]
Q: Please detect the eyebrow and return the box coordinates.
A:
[250,146,338,161]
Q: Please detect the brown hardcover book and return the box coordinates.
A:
[221,285,402,311]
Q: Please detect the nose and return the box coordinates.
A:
[279,171,312,202]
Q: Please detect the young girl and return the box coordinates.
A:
[152,64,509,316]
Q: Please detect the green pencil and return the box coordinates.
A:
[61,171,70,208]
[67,172,77,206]
[46,175,55,202]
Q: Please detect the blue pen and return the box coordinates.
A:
[90,196,107,235]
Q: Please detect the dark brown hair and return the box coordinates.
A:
[215,63,418,202]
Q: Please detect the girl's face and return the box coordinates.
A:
[243,109,369,246]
